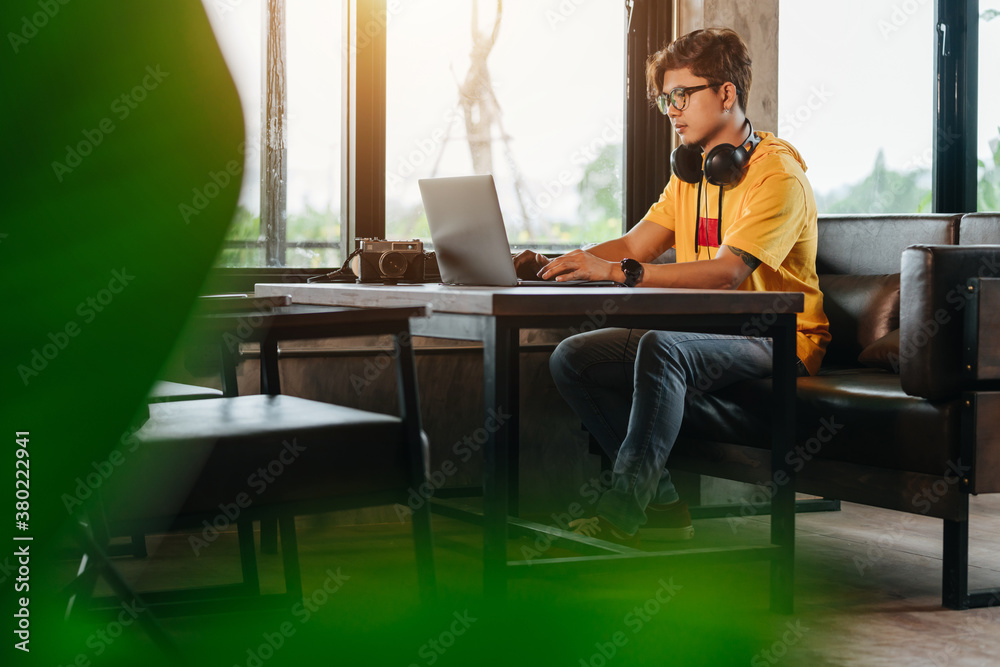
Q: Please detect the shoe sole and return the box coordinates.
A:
[648,525,695,541]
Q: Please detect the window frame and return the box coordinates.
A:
[932,0,979,213]
[210,0,985,291]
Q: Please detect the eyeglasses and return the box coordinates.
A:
[655,82,725,114]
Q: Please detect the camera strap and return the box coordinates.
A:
[307,247,365,283]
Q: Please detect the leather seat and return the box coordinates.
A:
[101,394,414,531]
[676,370,961,477]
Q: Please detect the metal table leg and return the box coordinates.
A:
[482,318,517,598]
[769,314,797,613]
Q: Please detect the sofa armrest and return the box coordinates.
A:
[964,278,1000,382]
[900,245,1000,400]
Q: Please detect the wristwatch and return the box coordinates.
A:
[620,258,644,287]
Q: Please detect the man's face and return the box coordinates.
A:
[661,68,726,148]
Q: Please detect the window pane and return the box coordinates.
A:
[778,1,933,214]
[286,0,343,267]
[980,2,1000,212]
[205,0,342,268]
[386,1,625,252]
[204,0,263,267]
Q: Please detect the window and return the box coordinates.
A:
[979,1,1000,211]
[285,0,343,266]
[203,0,990,280]
[385,0,626,252]
[204,0,343,268]
[778,0,934,214]
[204,0,263,266]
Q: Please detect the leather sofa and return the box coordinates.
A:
[668,212,1000,610]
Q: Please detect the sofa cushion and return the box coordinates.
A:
[857,328,900,372]
[675,370,961,477]
[818,274,900,367]
[958,213,1000,245]
[816,215,959,275]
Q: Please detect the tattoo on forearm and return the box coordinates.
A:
[728,247,762,271]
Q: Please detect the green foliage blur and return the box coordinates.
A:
[978,129,1000,212]
[573,141,625,243]
[815,149,931,215]
[217,203,341,268]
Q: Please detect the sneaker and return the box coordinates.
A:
[645,500,694,540]
[567,515,640,548]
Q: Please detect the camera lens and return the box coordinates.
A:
[379,251,408,278]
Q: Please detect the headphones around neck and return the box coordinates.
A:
[670,119,761,186]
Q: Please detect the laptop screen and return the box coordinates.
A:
[418,174,520,286]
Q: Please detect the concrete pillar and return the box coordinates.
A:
[676,0,780,133]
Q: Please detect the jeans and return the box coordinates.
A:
[549,328,799,535]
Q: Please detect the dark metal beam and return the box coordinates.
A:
[933,0,978,213]
[624,0,674,230]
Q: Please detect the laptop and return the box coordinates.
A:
[418,174,620,287]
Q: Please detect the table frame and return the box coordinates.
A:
[408,311,796,611]
[256,285,799,612]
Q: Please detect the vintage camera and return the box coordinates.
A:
[355,238,426,284]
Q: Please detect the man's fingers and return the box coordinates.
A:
[541,259,575,280]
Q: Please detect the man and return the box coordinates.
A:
[514,28,830,545]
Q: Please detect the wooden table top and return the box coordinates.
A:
[255,282,804,317]
[193,302,429,340]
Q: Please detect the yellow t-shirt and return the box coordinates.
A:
[642,132,830,375]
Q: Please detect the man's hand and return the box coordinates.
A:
[513,250,551,280]
[538,249,617,282]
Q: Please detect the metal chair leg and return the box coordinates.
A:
[70,522,182,659]
[238,520,261,595]
[261,518,279,554]
[412,499,437,602]
[278,515,303,602]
